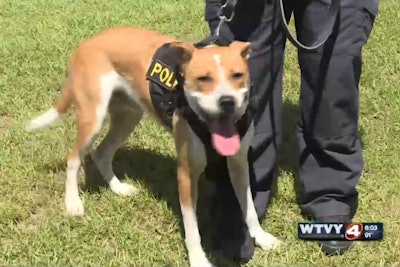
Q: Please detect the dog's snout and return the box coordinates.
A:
[218,96,235,113]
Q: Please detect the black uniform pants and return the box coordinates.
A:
[205,0,378,220]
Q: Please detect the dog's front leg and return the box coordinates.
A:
[226,123,281,251]
[174,114,213,267]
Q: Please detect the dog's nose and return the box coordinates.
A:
[218,96,236,113]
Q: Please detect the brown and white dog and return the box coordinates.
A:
[26,27,281,267]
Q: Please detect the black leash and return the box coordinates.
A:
[214,0,237,37]
[278,0,340,50]
[205,0,340,51]
[194,0,237,48]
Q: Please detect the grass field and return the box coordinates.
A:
[1,0,399,266]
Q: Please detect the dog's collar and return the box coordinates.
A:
[193,35,232,48]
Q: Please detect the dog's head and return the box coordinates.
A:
[171,41,251,156]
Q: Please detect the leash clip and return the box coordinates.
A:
[217,1,235,23]
[215,0,236,36]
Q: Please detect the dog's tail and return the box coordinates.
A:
[26,84,73,132]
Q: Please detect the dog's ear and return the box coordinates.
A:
[169,42,195,64]
[230,41,252,59]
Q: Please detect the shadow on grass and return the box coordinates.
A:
[277,100,301,205]
[82,146,230,265]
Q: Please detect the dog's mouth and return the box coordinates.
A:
[209,114,240,156]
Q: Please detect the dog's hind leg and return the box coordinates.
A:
[64,69,115,216]
[65,108,107,216]
[92,96,143,196]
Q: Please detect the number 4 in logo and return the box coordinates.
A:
[345,223,363,240]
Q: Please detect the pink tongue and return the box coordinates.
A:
[210,118,240,156]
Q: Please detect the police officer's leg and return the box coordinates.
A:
[294,0,378,255]
[204,0,287,261]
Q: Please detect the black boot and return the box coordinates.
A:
[205,158,255,263]
[211,192,255,263]
[316,215,352,256]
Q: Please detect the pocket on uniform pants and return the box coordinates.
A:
[363,0,379,16]
[353,0,378,50]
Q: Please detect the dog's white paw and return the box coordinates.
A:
[254,230,282,251]
[65,195,84,216]
[110,182,138,196]
[189,250,214,267]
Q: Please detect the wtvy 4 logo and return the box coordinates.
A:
[297,222,384,241]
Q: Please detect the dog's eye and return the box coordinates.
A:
[197,75,213,82]
[231,72,244,79]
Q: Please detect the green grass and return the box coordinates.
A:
[0,0,399,266]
